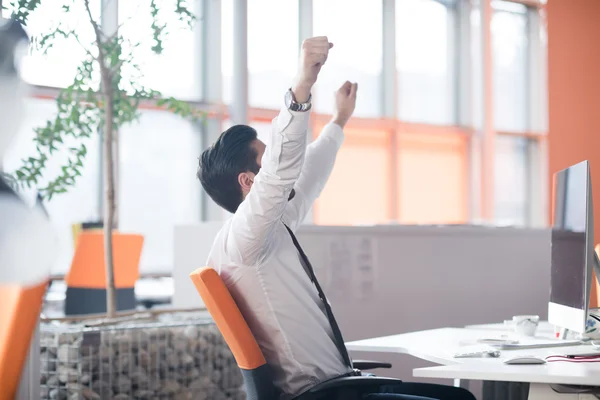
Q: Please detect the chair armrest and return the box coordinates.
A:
[299,375,402,399]
[352,360,392,370]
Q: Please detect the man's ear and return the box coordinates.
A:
[238,172,254,192]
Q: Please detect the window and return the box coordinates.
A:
[397,131,468,224]
[495,135,529,226]
[396,0,456,125]
[222,0,298,108]
[119,0,201,100]
[11,0,100,88]
[491,1,529,132]
[3,98,101,274]
[248,0,298,108]
[313,127,393,225]
[119,109,201,273]
[313,0,382,117]
[221,0,233,105]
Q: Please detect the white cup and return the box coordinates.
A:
[504,315,540,337]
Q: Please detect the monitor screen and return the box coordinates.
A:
[550,161,588,311]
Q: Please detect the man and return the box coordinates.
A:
[198,36,475,400]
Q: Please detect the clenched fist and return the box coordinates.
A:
[333,81,358,128]
[293,36,333,102]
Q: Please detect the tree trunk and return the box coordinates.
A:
[103,82,117,319]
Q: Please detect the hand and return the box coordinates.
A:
[293,36,333,102]
[332,81,358,128]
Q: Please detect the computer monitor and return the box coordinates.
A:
[548,160,594,334]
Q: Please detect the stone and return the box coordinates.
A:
[81,388,101,400]
[46,374,60,387]
[133,389,154,399]
[112,376,132,393]
[58,333,79,345]
[96,362,112,376]
[183,325,199,339]
[136,348,149,366]
[165,349,180,368]
[161,379,181,395]
[81,374,91,384]
[113,394,131,400]
[114,354,133,371]
[57,345,79,364]
[40,350,57,372]
[98,346,113,361]
[174,391,196,400]
[186,367,200,380]
[58,366,79,383]
[49,388,68,400]
[129,368,149,386]
[91,380,112,397]
[181,353,195,366]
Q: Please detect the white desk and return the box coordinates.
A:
[346,325,600,400]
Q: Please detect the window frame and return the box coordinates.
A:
[20,0,548,275]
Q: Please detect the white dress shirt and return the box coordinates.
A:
[206,99,351,399]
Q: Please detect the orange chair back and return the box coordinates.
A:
[0,281,48,400]
[189,267,266,370]
[66,231,143,289]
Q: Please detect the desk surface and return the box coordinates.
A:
[414,362,600,387]
[346,325,600,386]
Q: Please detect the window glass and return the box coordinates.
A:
[495,134,529,226]
[396,0,456,124]
[119,0,201,100]
[313,0,382,117]
[492,1,529,132]
[119,109,201,273]
[397,131,468,224]
[314,127,393,225]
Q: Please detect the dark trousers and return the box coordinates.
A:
[361,382,476,400]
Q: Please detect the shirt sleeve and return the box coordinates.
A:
[283,122,345,231]
[226,97,311,266]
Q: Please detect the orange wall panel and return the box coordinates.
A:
[397,133,468,224]
[313,127,393,225]
[548,0,600,306]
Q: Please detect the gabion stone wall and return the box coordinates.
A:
[39,313,245,400]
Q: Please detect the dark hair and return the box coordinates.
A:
[197,125,260,213]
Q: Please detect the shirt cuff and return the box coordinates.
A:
[275,96,312,135]
[319,122,345,149]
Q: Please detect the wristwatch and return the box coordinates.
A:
[285,88,312,112]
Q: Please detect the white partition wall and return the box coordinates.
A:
[173,223,551,393]
[172,222,224,309]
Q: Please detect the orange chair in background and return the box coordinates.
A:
[189,267,397,400]
[65,232,144,315]
[0,281,48,400]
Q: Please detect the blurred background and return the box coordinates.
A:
[0,0,558,311]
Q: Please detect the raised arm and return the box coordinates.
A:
[227,37,333,266]
[284,81,358,231]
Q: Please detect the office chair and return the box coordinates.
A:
[65,232,143,315]
[0,281,48,400]
[190,267,400,400]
